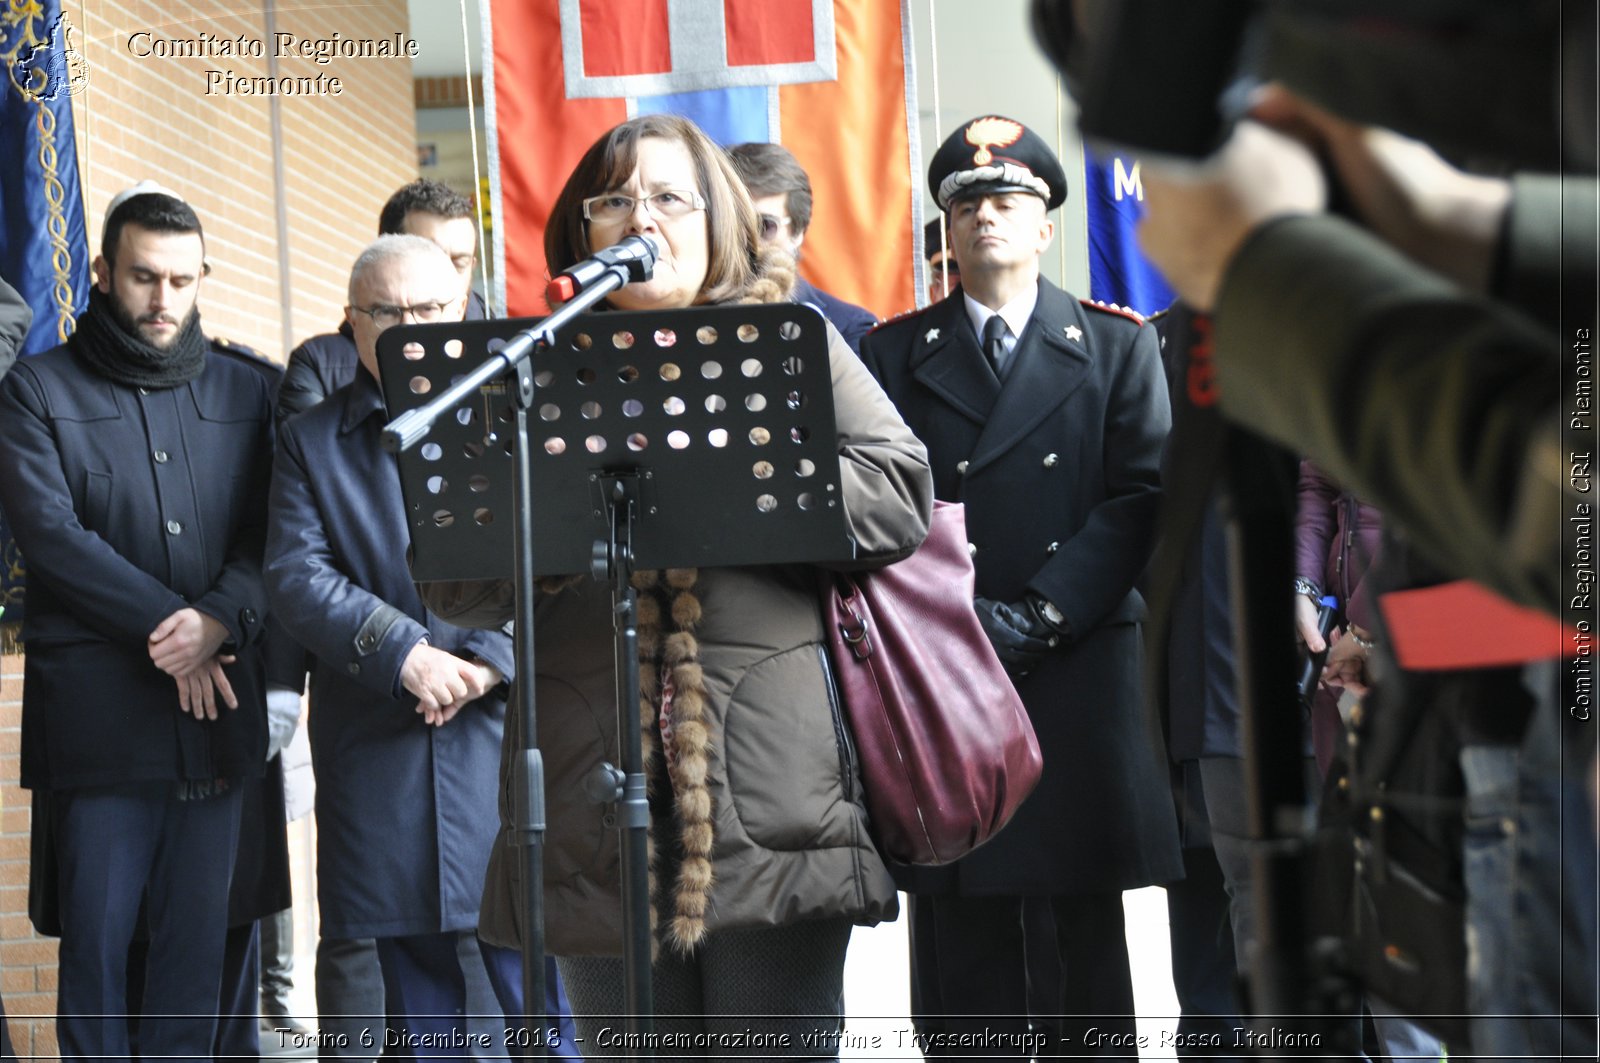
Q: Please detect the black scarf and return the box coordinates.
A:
[73,287,208,388]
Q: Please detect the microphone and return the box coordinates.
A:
[545,234,660,304]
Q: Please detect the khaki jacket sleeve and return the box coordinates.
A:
[824,322,934,568]
[1214,213,1564,613]
[415,575,515,630]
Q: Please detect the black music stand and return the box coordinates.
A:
[379,300,852,1056]
[387,304,853,579]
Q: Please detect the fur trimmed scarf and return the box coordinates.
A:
[631,567,715,955]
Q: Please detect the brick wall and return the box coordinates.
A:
[415,74,484,110]
[3,1,419,1055]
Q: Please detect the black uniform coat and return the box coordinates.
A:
[265,370,514,940]
[0,341,273,792]
[859,278,1183,895]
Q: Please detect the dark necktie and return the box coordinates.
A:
[981,313,1008,379]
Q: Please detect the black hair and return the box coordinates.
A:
[378,179,474,235]
[725,142,814,236]
[102,194,204,266]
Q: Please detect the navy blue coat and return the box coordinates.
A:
[0,342,273,790]
[265,369,513,939]
[793,277,876,354]
[860,279,1184,895]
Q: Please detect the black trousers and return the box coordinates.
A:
[558,917,853,1062]
[908,892,1138,1059]
[53,782,242,1061]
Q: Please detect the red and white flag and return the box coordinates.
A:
[486,0,922,319]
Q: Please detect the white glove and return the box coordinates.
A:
[266,687,302,762]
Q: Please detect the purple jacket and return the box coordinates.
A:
[1295,459,1383,631]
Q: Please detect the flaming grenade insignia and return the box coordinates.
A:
[965,116,1023,167]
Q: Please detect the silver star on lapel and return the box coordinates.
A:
[1064,325,1083,342]
[925,328,940,342]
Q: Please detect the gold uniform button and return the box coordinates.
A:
[967,542,978,558]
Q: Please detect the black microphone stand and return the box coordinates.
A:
[384,246,656,1059]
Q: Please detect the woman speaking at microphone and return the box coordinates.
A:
[420,113,932,1056]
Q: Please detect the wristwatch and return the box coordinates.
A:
[1293,576,1322,601]
[1029,595,1070,639]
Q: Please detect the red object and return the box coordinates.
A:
[490,3,626,314]
[1378,580,1575,670]
[545,275,577,305]
[1186,312,1219,407]
[579,0,671,76]
[822,501,1043,865]
[725,0,815,66]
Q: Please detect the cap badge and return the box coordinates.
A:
[965,116,1024,167]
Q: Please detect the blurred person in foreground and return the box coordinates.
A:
[1138,87,1597,1060]
[417,112,933,1057]
[1137,89,1591,617]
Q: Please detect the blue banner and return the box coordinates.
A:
[1,2,92,629]
[1083,149,1175,318]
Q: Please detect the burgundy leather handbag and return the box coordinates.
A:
[822,500,1043,865]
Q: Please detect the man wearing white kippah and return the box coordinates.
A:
[0,184,276,1060]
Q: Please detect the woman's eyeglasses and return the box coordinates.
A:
[582,189,707,224]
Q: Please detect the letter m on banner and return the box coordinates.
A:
[487,0,922,320]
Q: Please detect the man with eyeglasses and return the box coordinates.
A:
[278,178,485,421]
[727,141,878,352]
[269,177,512,1054]
[264,235,536,1055]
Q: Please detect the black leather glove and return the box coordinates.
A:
[974,597,1059,677]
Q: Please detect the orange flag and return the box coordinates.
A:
[487,0,922,319]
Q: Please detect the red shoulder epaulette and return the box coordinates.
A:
[868,304,932,333]
[1079,298,1146,326]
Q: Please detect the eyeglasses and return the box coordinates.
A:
[351,300,453,328]
[582,189,707,224]
[758,213,791,242]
